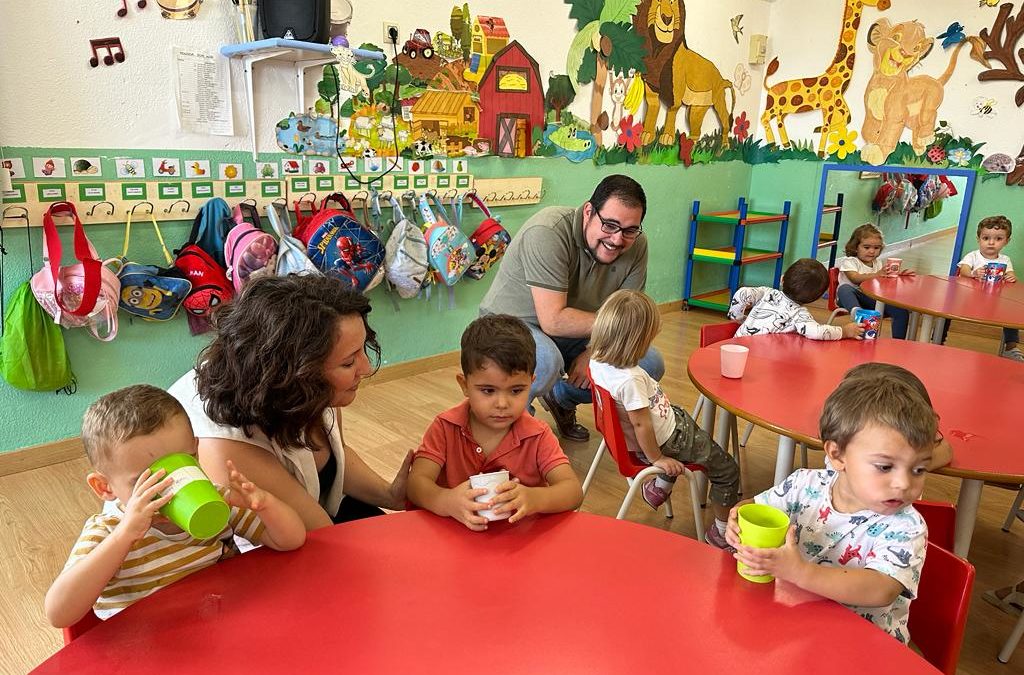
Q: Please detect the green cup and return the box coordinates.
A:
[149,453,230,539]
[736,503,790,583]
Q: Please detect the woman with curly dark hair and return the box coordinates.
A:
[168,275,410,529]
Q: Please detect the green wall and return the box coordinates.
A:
[4,152,1022,453]
[0,155,752,452]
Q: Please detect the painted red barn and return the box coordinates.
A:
[477,40,545,158]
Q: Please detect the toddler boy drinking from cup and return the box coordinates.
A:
[955,215,1021,361]
[726,376,934,644]
[408,315,583,531]
[45,385,305,628]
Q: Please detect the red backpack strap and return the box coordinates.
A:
[43,202,101,316]
[320,192,351,214]
[465,190,493,220]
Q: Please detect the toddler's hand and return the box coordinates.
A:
[653,456,685,477]
[973,268,987,280]
[225,460,268,512]
[119,469,174,542]
[733,525,805,581]
[1007,272,1017,283]
[447,481,491,531]
[491,478,537,524]
[725,506,742,549]
[898,268,916,277]
[842,322,865,339]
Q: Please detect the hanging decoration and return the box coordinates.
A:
[116,0,147,18]
[88,38,126,67]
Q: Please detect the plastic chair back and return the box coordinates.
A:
[699,321,741,348]
[591,381,649,479]
[828,267,840,311]
[912,500,956,552]
[907,541,975,674]
[62,610,102,644]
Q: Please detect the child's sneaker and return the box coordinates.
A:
[704,526,737,553]
[1001,346,1024,362]
[641,478,669,509]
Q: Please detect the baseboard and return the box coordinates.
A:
[885,226,958,255]
[2,302,684,475]
[0,437,84,478]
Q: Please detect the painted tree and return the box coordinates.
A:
[546,73,576,123]
[565,0,646,144]
[451,5,465,45]
[459,3,472,60]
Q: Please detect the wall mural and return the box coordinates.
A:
[263,0,1023,184]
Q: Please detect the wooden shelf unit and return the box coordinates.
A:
[815,192,845,269]
[683,197,791,312]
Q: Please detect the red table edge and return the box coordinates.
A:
[685,349,1024,484]
[859,276,1024,330]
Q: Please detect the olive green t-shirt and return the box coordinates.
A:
[479,205,648,327]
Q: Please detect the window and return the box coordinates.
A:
[497,67,529,92]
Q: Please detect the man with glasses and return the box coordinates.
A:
[479,174,664,442]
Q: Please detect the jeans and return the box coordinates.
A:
[836,284,910,340]
[526,323,665,409]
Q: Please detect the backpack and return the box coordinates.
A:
[383,195,429,299]
[457,192,510,280]
[186,197,235,268]
[420,194,475,287]
[114,210,191,323]
[265,202,322,277]
[29,202,108,331]
[224,204,278,292]
[292,196,320,245]
[0,282,75,392]
[305,193,385,292]
[174,244,234,334]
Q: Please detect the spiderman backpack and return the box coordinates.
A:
[304,193,385,292]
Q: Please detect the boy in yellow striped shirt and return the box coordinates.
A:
[45,385,305,628]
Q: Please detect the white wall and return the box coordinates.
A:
[761,0,1024,156]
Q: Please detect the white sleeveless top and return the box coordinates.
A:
[168,371,347,518]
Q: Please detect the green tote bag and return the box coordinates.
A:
[0,281,74,392]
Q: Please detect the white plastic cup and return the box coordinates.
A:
[720,344,750,379]
[469,469,511,521]
[884,258,902,277]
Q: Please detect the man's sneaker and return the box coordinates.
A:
[641,478,669,509]
[704,525,737,553]
[538,392,590,442]
[1001,346,1024,363]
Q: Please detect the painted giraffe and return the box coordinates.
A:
[760,0,891,154]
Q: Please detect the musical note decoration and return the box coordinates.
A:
[116,0,147,17]
[88,38,126,68]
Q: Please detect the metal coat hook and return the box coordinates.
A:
[163,199,191,214]
[443,188,459,200]
[272,197,287,207]
[296,192,316,203]
[352,190,369,203]
[402,189,418,203]
[2,205,29,223]
[86,201,115,217]
[379,190,393,201]
[240,198,258,207]
[129,201,155,216]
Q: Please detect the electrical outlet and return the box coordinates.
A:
[383,21,400,46]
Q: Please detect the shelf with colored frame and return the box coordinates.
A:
[683,197,791,313]
[814,193,845,269]
[219,39,387,160]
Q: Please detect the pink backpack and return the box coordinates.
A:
[30,201,120,341]
[224,204,278,292]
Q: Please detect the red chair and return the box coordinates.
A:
[62,611,102,644]
[905,499,974,674]
[581,380,706,542]
[912,499,956,552]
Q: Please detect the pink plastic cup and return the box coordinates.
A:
[884,258,902,277]
[720,344,749,378]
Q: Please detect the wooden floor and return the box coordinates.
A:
[2,306,1022,675]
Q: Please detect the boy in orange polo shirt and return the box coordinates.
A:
[408,314,583,530]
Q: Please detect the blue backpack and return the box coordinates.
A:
[305,193,385,292]
[186,197,235,268]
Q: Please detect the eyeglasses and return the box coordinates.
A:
[594,210,643,239]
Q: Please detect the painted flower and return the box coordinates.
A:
[947,147,972,167]
[826,125,859,160]
[732,111,750,143]
[678,136,695,167]
[617,115,644,153]
[926,146,947,164]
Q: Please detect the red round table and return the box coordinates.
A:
[31,511,938,674]
[687,334,1024,557]
[861,275,1024,343]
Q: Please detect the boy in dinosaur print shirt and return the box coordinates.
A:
[727,376,933,644]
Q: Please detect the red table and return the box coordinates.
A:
[687,334,1024,557]
[31,511,939,674]
[861,275,1024,343]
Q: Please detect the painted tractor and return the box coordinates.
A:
[402,29,433,59]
